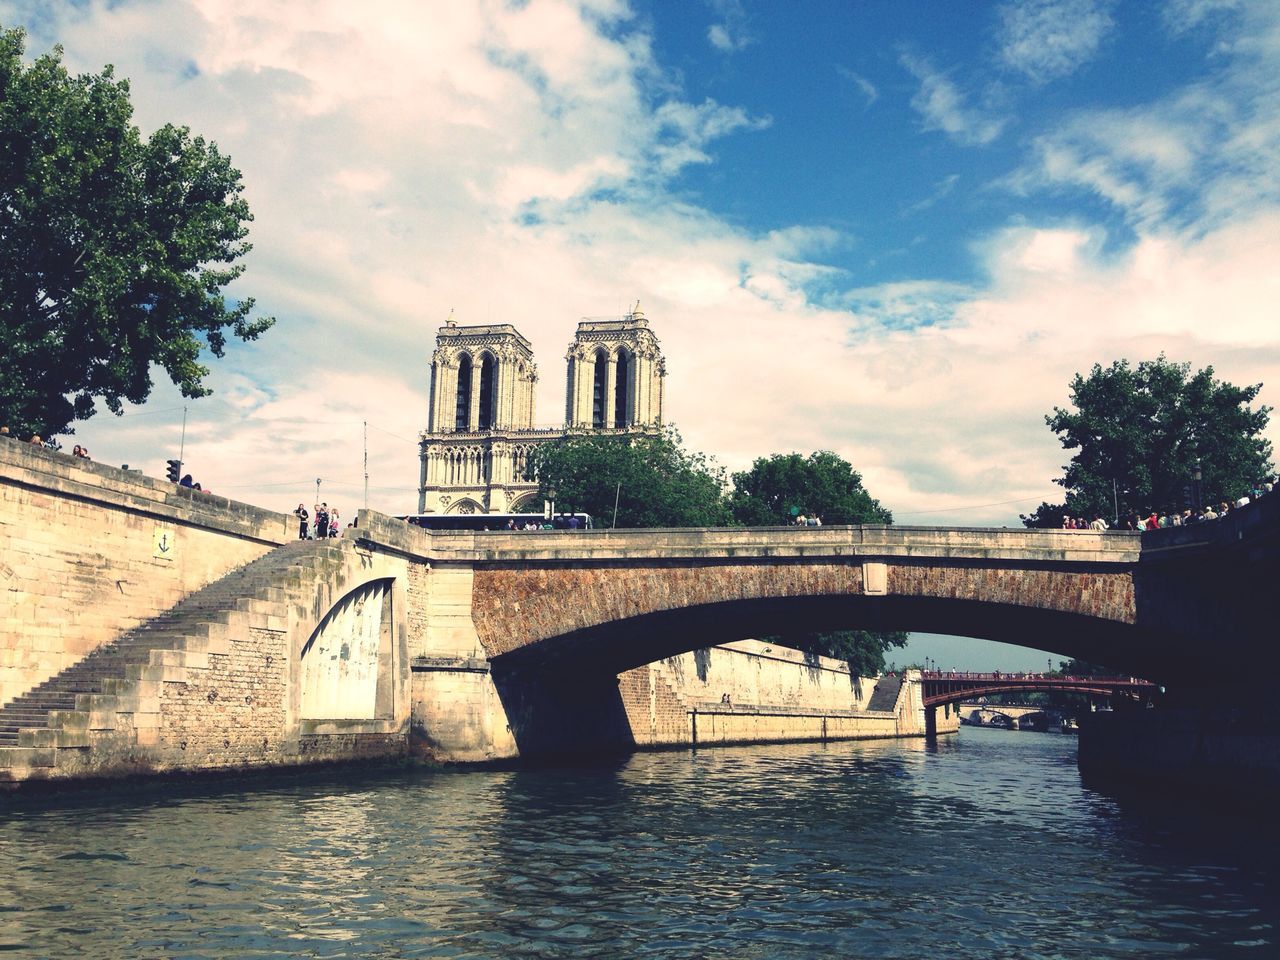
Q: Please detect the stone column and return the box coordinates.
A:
[468,373,481,433]
[418,444,429,512]
[634,354,648,426]
[604,356,618,429]
[440,364,456,433]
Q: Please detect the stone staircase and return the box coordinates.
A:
[0,538,346,779]
[866,672,904,712]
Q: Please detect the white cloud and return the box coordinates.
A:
[996,0,1114,84]
[705,0,752,53]
[1010,2,1280,231]
[901,174,960,216]
[836,66,878,107]
[899,51,1006,146]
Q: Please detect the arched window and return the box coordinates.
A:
[478,353,496,430]
[454,354,472,431]
[614,350,630,428]
[592,348,608,428]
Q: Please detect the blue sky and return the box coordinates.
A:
[4,0,1278,670]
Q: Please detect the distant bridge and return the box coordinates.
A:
[919,671,1156,708]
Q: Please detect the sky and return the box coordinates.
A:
[5,0,1279,670]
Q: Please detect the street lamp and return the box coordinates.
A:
[1192,459,1203,512]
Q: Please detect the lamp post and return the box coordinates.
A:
[1192,459,1202,512]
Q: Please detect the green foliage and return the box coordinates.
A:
[526,427,732,528]
[0,27,273,438]
[732,449,900,674]
[729,450,892,526]
[761,629,908,679]
[1023,357,1272,527]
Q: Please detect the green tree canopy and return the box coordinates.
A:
[1023,357,1272,527]
[729,450,892,526]
[0,27,273,438]
[729,450,904,674]
[526,427,731,528]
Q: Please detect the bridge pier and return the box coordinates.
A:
[1078,706,1280,802]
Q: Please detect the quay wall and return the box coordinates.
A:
[616,642,951,748]
[0,440,292,707]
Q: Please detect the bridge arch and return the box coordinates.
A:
[466,548,1162,681]
[483,591,1148,680]
[300,577,397,721]
[282,542,411,738]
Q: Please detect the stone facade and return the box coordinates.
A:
[417,305,666,514]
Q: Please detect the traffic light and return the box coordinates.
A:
[166,459,182,483]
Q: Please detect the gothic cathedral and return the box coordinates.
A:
[418,304,666,514]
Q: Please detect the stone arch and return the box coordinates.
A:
[282,541,411,743]
[300,578,395,720]
[613,347,631,428]
[477,350,497,430]
[447,498,483,515]
[486,593,1145,678]
[592,347,609,428]
[508,493,538,513]
[471,558,1159,680]
[454,352,473,431]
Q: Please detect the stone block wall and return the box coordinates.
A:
[1,440,292,706]
[155,626,289,767]
[617,642,923,749]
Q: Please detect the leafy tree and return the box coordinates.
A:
[729,450,892,525]
[1023,357,1272,527]
[526,427,731,528]
[760,629,907,679]
[731,450,903,673]
[0,27,273,438]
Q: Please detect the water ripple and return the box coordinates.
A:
[1,730,1277,958]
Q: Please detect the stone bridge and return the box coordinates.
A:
[2,440,1276,785]
[366,503,1275,689]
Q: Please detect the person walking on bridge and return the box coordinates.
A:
[294,503,309,540]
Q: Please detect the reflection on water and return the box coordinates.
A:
[2,729,1276,959]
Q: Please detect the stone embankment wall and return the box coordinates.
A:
[0,440,292,706]
[616,642,948,748]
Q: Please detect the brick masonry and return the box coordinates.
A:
[469,558,1138,663]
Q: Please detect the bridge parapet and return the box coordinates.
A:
[353,512,1141,565]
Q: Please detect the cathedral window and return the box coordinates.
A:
[592,348,608,428]
[454,354,473,431]
[614,350,630,428]
[478,353,496,430]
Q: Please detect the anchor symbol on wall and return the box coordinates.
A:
[157,534,171,554]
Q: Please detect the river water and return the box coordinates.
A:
[1,727,1276,959]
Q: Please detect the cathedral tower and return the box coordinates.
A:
[426,316,537,434]
[564,303,666,430]
[419,303,667,514]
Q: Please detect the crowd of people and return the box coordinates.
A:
[503,514,582,530]
[1061,477,1276,531]
[294,502,343,539]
